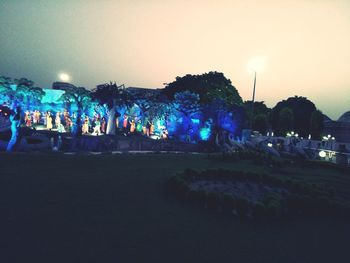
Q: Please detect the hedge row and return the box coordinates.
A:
[166,169,350,220]
[211,150,294,167]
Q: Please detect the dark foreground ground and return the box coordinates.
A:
[0,153,350,263]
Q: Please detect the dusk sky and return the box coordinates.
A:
[1,0,349,119]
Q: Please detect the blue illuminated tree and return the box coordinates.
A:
[0,76,13,104]
[173,91,200,137]
[13,78,45,109]
[60,86,92,136]
[174,91,200,117]
[6,106,21,152]
[92,82,133,135]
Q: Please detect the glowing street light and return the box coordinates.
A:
[59,72,70,82]
[319,150,326,158]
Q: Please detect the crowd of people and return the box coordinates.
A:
[22,109,169,139]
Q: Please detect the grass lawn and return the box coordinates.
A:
[0,153,350,263]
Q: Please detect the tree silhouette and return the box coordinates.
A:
[243,101,271,129]
[310,110,324,140]
[278,107,294,135]
[163,71,242,106]
[253,114,269,134]
[271,96,316,136]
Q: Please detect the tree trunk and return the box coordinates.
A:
[73,103,83,137]
[6,115,20,152]
[106,100,116,135]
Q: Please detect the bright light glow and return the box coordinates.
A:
[247,56,266,73]
[59,72,70,82]
[319,150,326,158]
[267,142,273,147]
[199,127,211,141]
[191,118,200,124]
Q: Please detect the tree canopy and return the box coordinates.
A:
[92,82,133,110]
[271,96,316,136]
[163,71,243,106]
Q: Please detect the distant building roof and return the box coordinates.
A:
[126,87,163,100]
[52,82,76,91]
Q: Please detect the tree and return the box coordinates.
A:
[0,76,13,104]
[271,96,316,136]
[6,106,21,152]
[132,90,164,122]
[163,71,243,106]
[13,78,45,109]
[253,114,269,134]
[60,86,92,136]
[92,82,133,135]
[243,101,271,129]
[278,107,294,136]
[173,91,200,118]
[310,110,324,140]
[28,87,46,106]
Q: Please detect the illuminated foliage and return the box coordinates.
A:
[0,76,13,103]
[174,91,200,117]
[59,86,92,136]
[92,82,133,135]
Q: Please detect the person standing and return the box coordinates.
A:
[101,117,106,134]
[129,119,136,133]
[123,114,128,130]
[136,119,142,133]
[55,112,61,129]
[82,116,90,134]
[92,118,101,136]
[146,119,151,137]
[47,113,53,130]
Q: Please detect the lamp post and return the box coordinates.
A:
[251,70,257,129]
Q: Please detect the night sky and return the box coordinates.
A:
[1,0,349,119]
